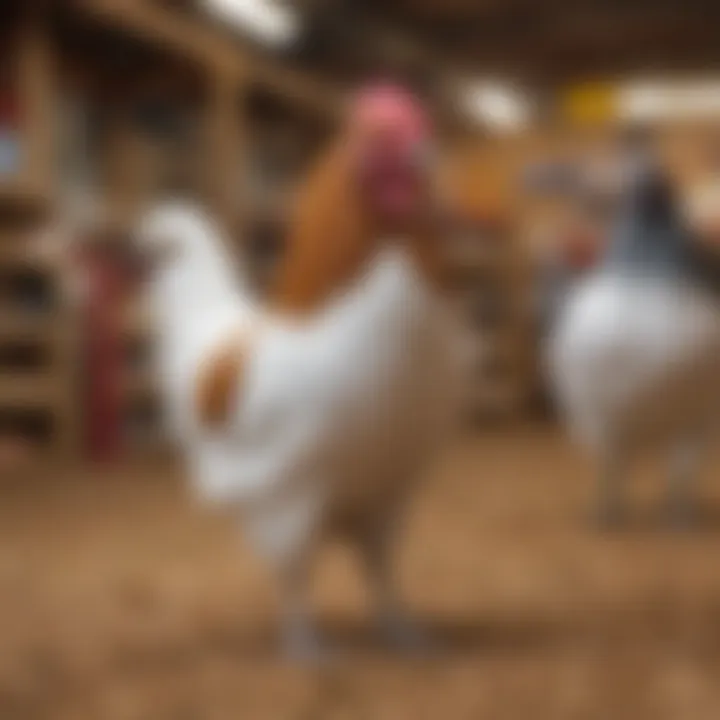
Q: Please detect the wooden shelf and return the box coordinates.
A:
[0,311,56,341]
[0,180,52,214]
[0,373,63,408]
[0,242,55,270]
[0,4,76,456]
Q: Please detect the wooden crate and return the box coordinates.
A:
[0,7,79,458]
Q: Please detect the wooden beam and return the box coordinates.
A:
[104,99,159,224]
[472,3,720,78]
[16,6,56,197]
[72,0,238,70]
[203,69,243,231]
[71,0,344,119]
[251,55,345,119]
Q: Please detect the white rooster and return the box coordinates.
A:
[549,148,720,528]
[123,85,462,659]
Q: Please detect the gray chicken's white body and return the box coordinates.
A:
[549,159,720,525]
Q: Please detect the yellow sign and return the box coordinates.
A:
[562,84,616,124]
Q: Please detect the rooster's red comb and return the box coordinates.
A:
[350,82,431,140]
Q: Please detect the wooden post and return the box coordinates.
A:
[203,69,243,236]
[16,4,55,196]
[12,7,82,458]
[104,98,157,225]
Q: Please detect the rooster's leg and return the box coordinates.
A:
[359,516,433,654]
[255,493,327,663]
[278,552,326,663]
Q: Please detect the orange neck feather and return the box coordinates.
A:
[272,143,447,315]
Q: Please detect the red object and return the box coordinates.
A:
[79,247,127,463]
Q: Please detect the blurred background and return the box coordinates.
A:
[4,1,720,717]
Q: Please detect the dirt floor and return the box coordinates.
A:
[4,424,720,719]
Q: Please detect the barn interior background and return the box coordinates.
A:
[4,1,720,718]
